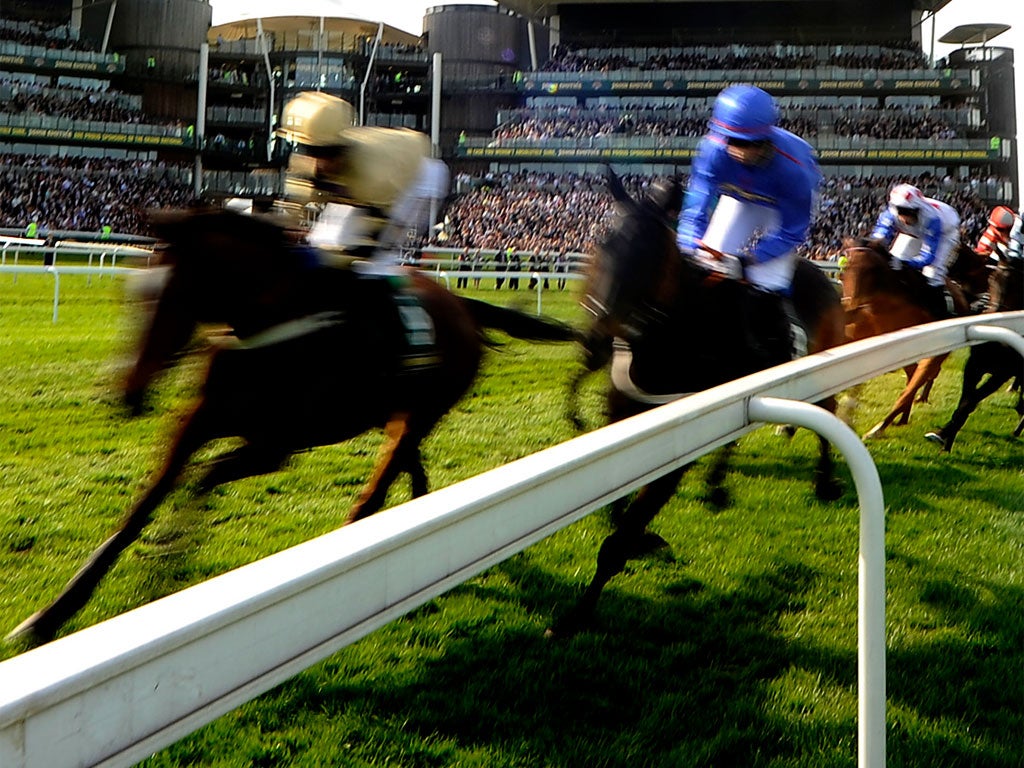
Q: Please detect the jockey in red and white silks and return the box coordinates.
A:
[974,205,1018,262]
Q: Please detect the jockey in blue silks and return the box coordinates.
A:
[869,182,961,318]
[677,84,821,359]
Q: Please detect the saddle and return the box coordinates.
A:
[889,261,957,319]
[351,273,440,374]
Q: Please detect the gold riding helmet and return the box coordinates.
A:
[276,91,428,213]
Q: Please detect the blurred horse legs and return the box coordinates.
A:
[548,466,689,638]
[864,354,947,440]
[345,413,425,525]
[197,442,292,491]
[8,402,215,644]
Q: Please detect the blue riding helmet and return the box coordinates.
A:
[709,85,778,141]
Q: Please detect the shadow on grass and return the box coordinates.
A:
[148,548,1017,768]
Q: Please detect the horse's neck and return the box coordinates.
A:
[949,247,989,294]
[991,264,1024,311]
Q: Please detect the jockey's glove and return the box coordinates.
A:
[890,256,903,271]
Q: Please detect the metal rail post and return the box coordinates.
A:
[967,324,1024,357]
[747,396,886,768]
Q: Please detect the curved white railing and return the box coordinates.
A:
[0,312,1021,768]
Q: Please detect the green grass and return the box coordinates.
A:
[0,272,1021,767]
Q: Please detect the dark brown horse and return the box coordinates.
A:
[925,252,1024,451]
[554,173,847,635]
[839,237,990,439]
[10,208,576,644]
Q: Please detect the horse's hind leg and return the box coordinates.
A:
[345,413,425,525]
[8,401,215,645]
[547,466,688,638]
[927,371,1014,451]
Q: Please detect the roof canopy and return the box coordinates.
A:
[209,15,421,47]
[938,23,1011,45]
[496,0,952,21]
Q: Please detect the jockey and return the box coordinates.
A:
[974,205,1018,262]
[869,183,960,317]
[677,84,821,359]
[275,91,449,276]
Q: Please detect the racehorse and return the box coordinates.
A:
[555,172,847,636]
[925,251,1024,451]
[9,207,577,644]
[838,237,990,439]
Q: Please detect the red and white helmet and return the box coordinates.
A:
[888,183,926,214]
[988,205,1015,231]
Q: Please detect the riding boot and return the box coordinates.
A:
[780,295,808,358]
[925,282,954,320]
[354,274,405,379]
[745,288,791,365]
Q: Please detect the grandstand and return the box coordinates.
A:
[427,0,1016,258]
[0,0,1016,254]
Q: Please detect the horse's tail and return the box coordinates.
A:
[460,296,580,343]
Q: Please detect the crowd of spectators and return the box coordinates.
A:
[431,170,1000,262]
[492,104,962,143]
[0,154,194,235]
[541,41,930,73]
[0,18,96,53]
[1,88,177,128]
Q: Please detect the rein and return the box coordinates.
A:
[234,311,347,349]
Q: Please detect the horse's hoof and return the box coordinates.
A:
[815,478,844,502]
[862,424,885,441]
[544,614,588,640]
[923,431,948,451]
[5,613,50,648]
[774,424,796,439]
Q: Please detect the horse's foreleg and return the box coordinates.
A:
[547,467,687,638]
[407,443,428,499]
[8,403,213,645]
[865,355,947,439]
[345,413,419,525]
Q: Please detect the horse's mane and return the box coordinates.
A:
[842,236,889,257]
[149,207,291,251]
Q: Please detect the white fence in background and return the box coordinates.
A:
[0,308,1020,768]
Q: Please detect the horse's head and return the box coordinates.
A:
[946,241,992,299]
[838,236,894,316]
[581,169,683,364]
[123,208,294,413]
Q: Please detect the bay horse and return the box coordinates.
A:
[9,207,577,645]
[554,172,847,636]
[839,237,990,439]
[925,251,1024,451]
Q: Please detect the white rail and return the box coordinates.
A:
[0,265,139,323]
[0,312,1021,768]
